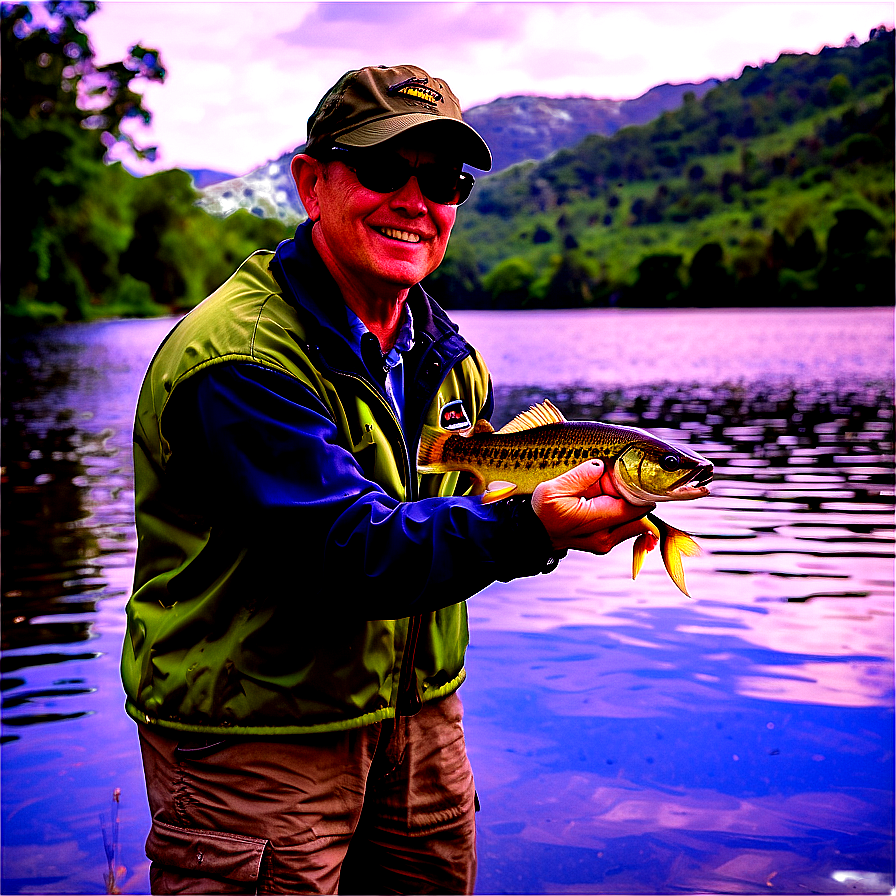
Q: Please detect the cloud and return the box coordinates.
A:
[85,1,895,173]
[277,2,523,53]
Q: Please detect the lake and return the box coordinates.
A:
[1,307,894,895]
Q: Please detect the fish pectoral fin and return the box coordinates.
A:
[649,514,702,598]
[481,481,518,504]
[631,517,661,580]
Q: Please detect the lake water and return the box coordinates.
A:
[1,307,893,895]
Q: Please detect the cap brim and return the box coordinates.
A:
[335,114,492,171]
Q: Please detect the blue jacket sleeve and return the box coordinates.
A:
[164,362,560,618]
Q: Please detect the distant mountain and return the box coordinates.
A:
[197,154,301,223]
[195,79,720,222]
[185,168,239,189]
[463,80,720,173]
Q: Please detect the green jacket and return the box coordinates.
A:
[123,222,556,735]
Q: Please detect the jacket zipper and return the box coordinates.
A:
[397,612,423,716]
[321,362,422,714]
[320,359,414,497]
[395,345,468,716]
[351,371,423,715]
[314,342,466,718]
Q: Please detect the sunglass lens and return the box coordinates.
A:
[353,156,407,193]
[338,150,474,205]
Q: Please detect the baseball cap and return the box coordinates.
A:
[306,64,492,171]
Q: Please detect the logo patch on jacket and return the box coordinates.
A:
[440,399,472,431]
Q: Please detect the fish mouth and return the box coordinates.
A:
[669,464,713,498]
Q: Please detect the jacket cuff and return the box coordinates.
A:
[493,494,567,581]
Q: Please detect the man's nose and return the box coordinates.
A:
[389,176,427,214]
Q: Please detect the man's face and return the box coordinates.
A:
[311,138,461,295]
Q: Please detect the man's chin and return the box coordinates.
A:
[375,261,441,291]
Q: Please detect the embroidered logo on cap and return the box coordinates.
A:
[440,399,472,431]
[388,77,442,106]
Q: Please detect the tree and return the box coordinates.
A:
[2,1,166,319]
[827,73,852,104]
[819,207,890,303]
[424,234,485,309]
[687,243,733,306]
[482,257,536,308]
[627,254,684,306]
[541,252,603,308]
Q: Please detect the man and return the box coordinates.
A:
[124,64,655,894]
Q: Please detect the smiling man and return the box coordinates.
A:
[124,64,654,895]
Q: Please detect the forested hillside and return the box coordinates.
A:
[425,28,894,309]
[461,81,720,174]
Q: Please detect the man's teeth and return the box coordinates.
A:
[378,227,420,243]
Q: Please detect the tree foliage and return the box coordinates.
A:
[1,2,290,323]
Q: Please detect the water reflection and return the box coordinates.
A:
[2,328,144,741]
[466,374,893,894]
[1,311,893,895]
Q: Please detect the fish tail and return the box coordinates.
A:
[649,513,702,598]
[418,420,493,476]
[417,424,454,473]
[631,516,661,580]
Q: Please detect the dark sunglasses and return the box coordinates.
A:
[325,145,475,206]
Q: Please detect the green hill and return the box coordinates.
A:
[461,81,720,175]
[425,27,894,309]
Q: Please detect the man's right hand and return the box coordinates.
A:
[531,459,658,555]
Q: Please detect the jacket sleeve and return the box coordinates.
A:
[163,362,561,619]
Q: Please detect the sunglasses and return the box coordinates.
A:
[325,146,475,206]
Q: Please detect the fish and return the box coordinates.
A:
[418,399,713,596]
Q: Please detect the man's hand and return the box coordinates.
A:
[531,459,657,554]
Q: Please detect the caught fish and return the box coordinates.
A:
[418,400,713,596]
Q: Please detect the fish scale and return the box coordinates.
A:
[433,420,676,487]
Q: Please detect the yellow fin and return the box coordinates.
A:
[496,399,567,435]
[417,425,452,472]
[481,482,518,504]
[649,513,702,598]
[631,516,661,580]
[632,534,650,580]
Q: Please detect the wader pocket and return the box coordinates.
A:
[146,818,268,886]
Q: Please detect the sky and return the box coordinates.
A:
[84,1,895,176]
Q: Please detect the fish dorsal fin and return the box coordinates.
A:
[471,419,495,435]
[497,399,567,435]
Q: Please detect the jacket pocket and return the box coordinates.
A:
[146,818,268,884]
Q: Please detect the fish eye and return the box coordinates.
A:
[659,453,680,472]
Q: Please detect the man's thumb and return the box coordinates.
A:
[537,459,604,501]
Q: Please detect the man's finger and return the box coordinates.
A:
[566,515,659,555]
[532,460,604,514]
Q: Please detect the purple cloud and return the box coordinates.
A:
[277,2,524,52]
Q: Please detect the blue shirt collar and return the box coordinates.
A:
[345,303,415,370]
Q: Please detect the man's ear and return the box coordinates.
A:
[291,154,323,222]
